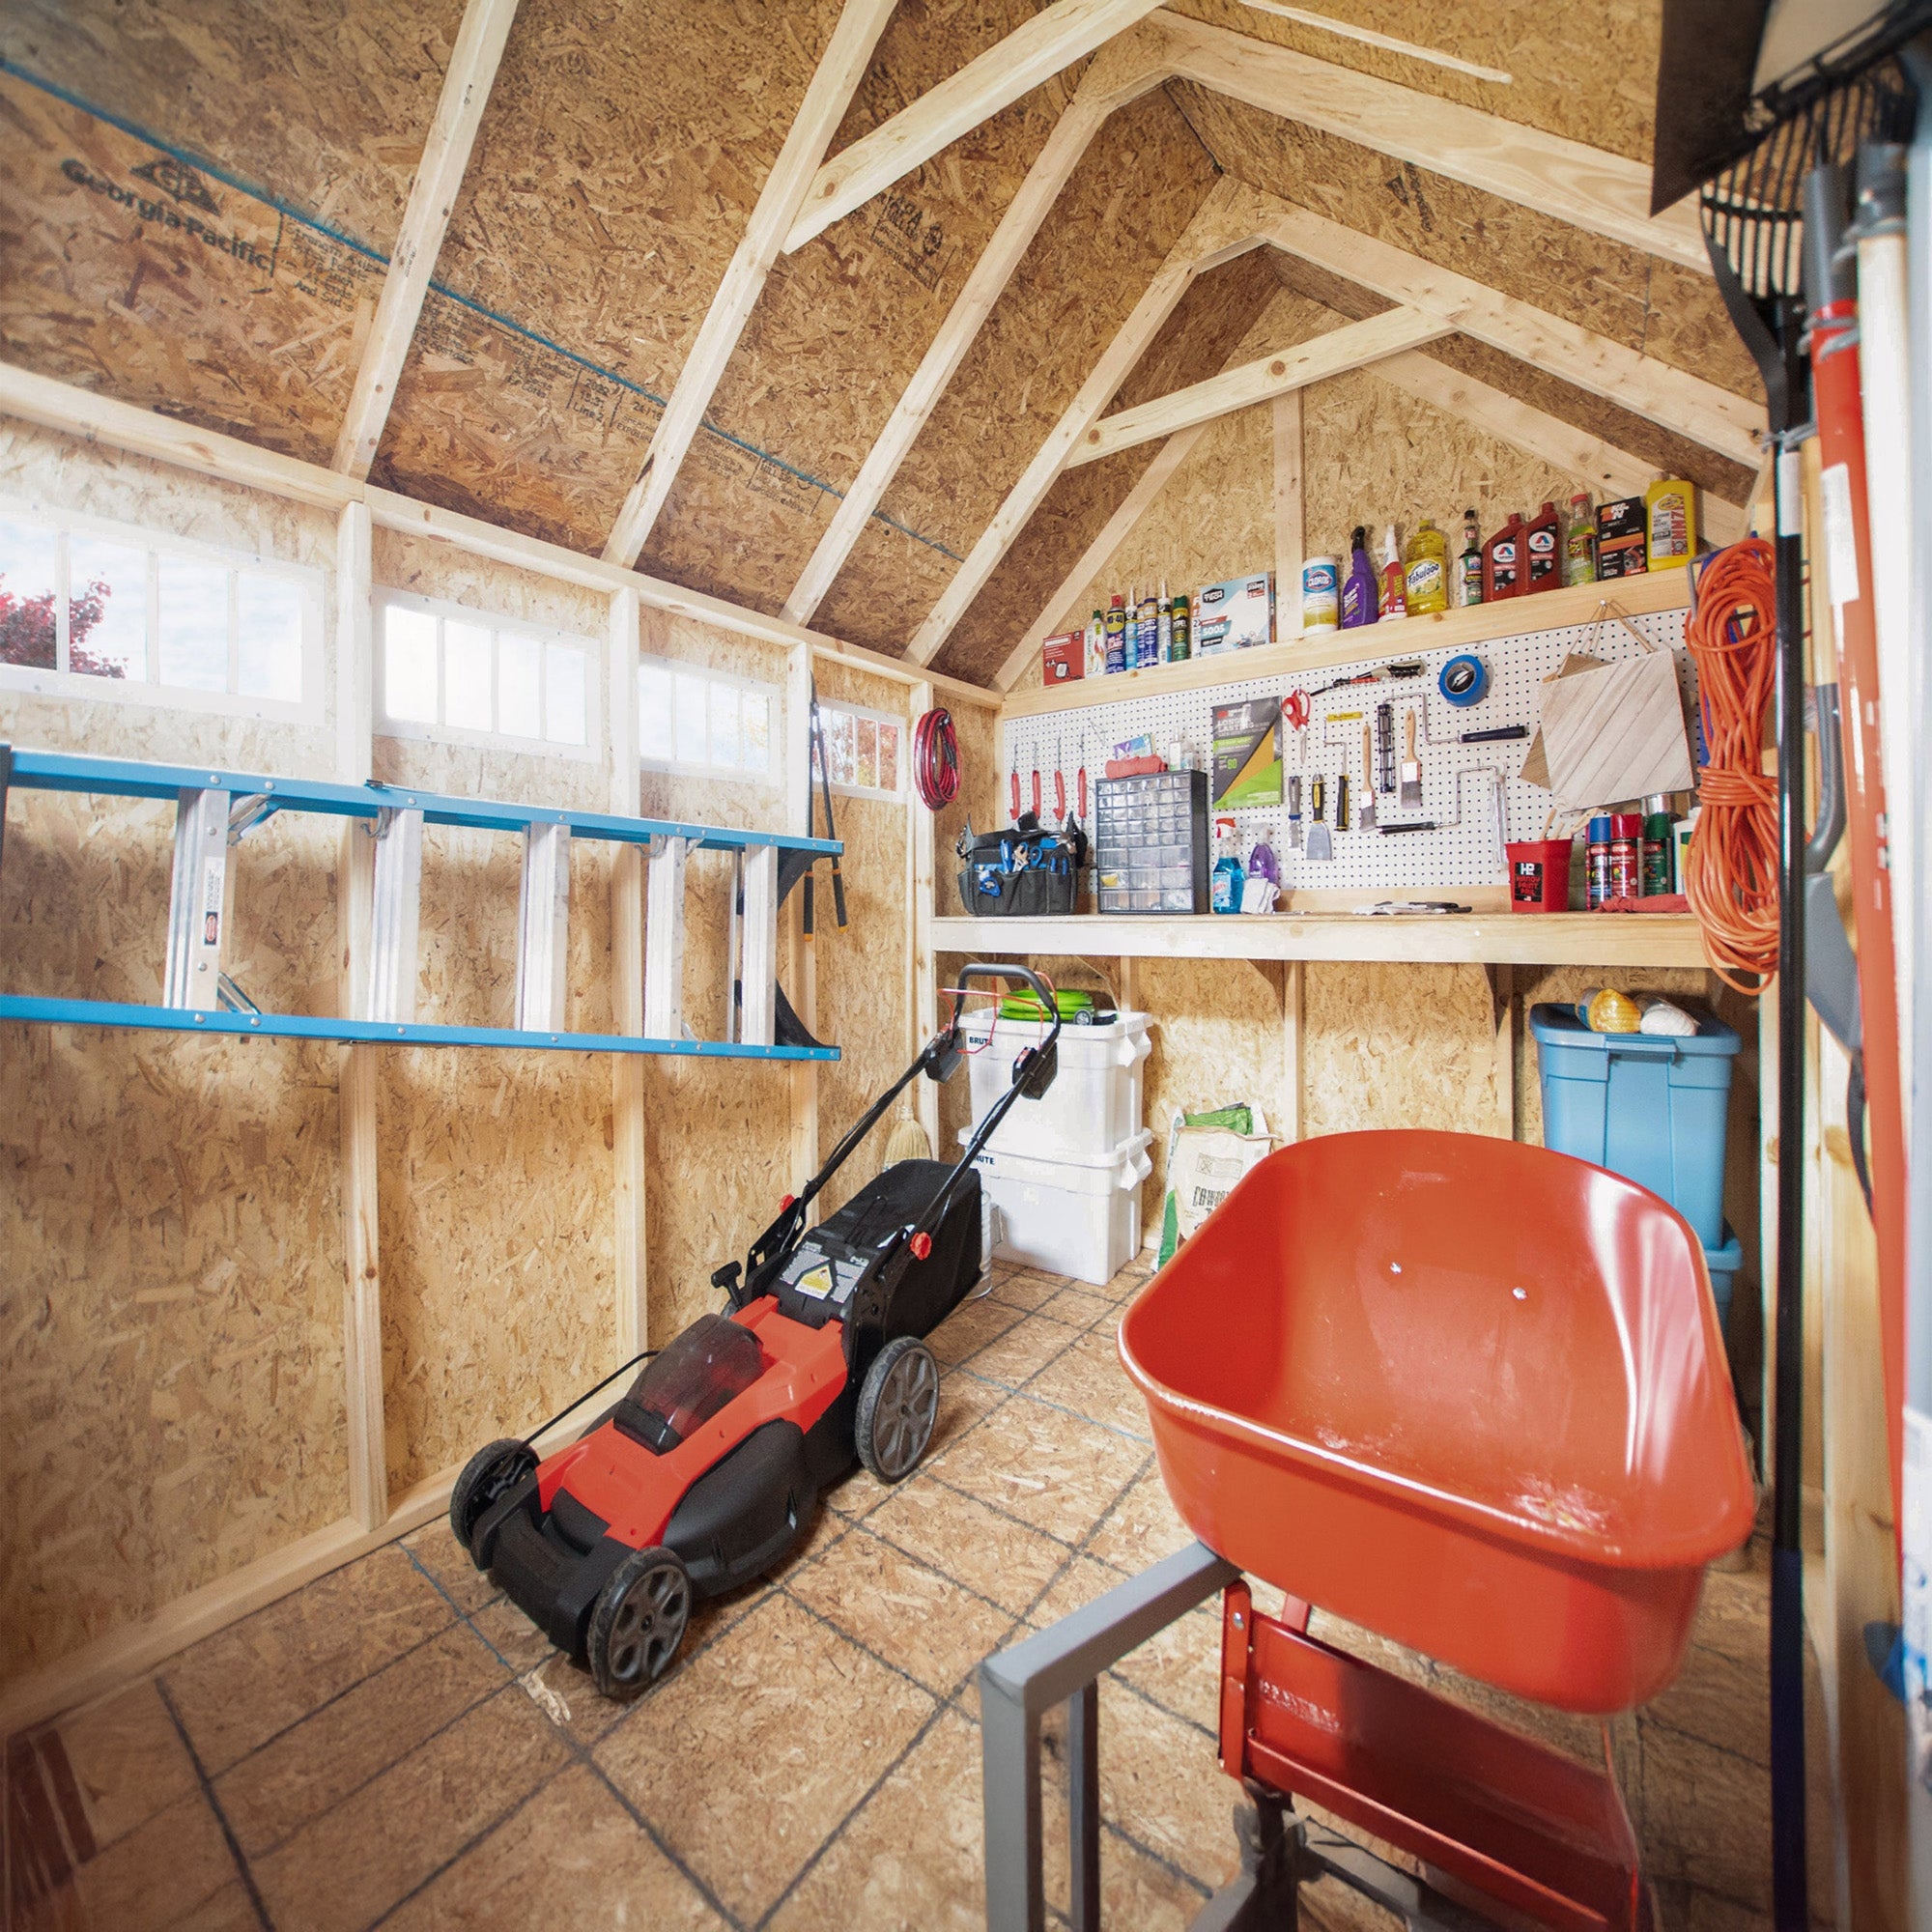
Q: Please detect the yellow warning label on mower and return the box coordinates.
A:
[795,1264,834,1299]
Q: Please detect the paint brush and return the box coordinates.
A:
[1399,708,1423,810]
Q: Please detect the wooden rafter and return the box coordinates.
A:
[600,0,900,567]
[1154,12,1708,274]
[780,25,1169,624]
[1067,306,1450,466]
[331,0,521,479]
[905,176,1272,666]
[782,0,1167,254]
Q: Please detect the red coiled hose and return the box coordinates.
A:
[912,707,959,810]
[1684,538,1781,994]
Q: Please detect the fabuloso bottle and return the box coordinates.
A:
[1378,525,1407,619]
[1459,509,1483,606]
[1341,526,1378,628]
[1404,518,1449,614]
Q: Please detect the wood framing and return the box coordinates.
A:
[609,587,649,1357]
[332,499,386,1532]
[907,175,1270,666]
[1271,388,1303,641]
[1254,200,1763,466]
[600,0,900,566]
[995,421,1209,688]
[1067,306,1449,465]
[0,358,997,707]
[908,680,940,1156]
[781,29,1170,624]
[785,647,820,1197]
[1152,11,1707,273]
[331,0,521,478]
[783,0,1165,253]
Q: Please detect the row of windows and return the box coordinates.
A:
[0,505,907,798]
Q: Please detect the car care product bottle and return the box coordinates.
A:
[1103,594,1128,672]
[1525,500,1561,592]
[1640,793,1676,895]
[1156,580,1173,662]
[1169,588,1191,661]
[1644,479,1695,570]
[1210,816,1244,914]
[1404,518,1449,614]
[1563,494,1597,585]
[1607,812,1642,900]
[1378,525,1407,619]
[1459,509,1483,606]
[1136,584,1159,668]
[1585,815,1614,908]
[1482,512,1524,600]
[1341,526,1378,628]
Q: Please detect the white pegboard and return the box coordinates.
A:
[1001,606,1695,894]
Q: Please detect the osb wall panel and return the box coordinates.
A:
[0,791,345,1680]
[375,0,845,554]
[936,248,1287,683]
[1069,286,1345,616]
[640,0,1080,611]
[814,92,1221,656]
[372,526,610,652]
[1163,1,1661,162]
[1170,87,1763,404]
[934,698,1000,918]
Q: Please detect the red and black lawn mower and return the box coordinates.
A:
[449,963,1060,1698]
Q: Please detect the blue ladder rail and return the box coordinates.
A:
[0,748,840,1063]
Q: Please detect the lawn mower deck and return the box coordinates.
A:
[450,963,1060,1699]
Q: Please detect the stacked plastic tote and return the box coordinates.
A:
[959,1010,1152,1287]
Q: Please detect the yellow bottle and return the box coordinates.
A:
[1403,518,1450,614]
[1643,480,1696,571]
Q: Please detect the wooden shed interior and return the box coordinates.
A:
[0,0,1913,1927]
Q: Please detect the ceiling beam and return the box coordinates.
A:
[1154,12,1707,274]
[1067,305,1450,466]
[1254,201,1761,466]
[905,175,1273,666]
[783,0,1166,255]
[331,0,521,478]
[781,26,1169,625]
[600,0,900,567]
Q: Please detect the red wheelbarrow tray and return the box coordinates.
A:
[1118,1130,1756,1714]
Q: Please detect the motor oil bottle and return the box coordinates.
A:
[1482,512,1524,600]
[1169,589,1191,662]
[1459,509,1483,607]
[1404,518,1449,615]
[1562,494,1596,586]
[1644,479,1695,570]
[1341,526,1378,628]
[1103,594,1128,671]
[1378,525,1407,619]
[1156,580,1173,661]
[1525,500,1561,592]
[1210,816,1244,914]
[1136,584,1158,668]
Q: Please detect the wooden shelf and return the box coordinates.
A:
[1000,571,1690,719]
[931,911,1711,968]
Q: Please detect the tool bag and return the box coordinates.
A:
[956,817,1077,917]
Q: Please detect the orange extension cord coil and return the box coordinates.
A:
[1684,537,1781,995]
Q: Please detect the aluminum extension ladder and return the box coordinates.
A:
[0,745,838,1064]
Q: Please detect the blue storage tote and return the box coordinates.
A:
[1529,1003,1741,1247]
[1704,1226,1744,1334]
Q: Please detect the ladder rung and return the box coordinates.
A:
[163,787,229,1011]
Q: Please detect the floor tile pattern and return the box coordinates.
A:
[5,1255,1810,1930]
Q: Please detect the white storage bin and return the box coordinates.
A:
[963,1010,1151,1164]
[963,1128,1153,1286]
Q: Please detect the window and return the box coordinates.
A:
[812,698,904,801]
[376,591,596,756]
[0,503,320,718]
[638,658,777,784]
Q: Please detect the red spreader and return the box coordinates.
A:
[1120,1130,1755,1921]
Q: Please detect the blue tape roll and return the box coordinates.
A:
[1439,653,1489,706]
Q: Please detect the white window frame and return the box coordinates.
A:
[374,587,601,761]
[812,696,907,803]
[0,497,324,722]
[637,655,781,788]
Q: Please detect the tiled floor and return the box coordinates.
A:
[7,1256,1810,1931]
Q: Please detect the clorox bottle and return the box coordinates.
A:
[1211,816,1245,914]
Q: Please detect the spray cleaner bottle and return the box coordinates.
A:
[1211,816,1245,914]
[1378,525,1407,620]
[1341,526,1378,628]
